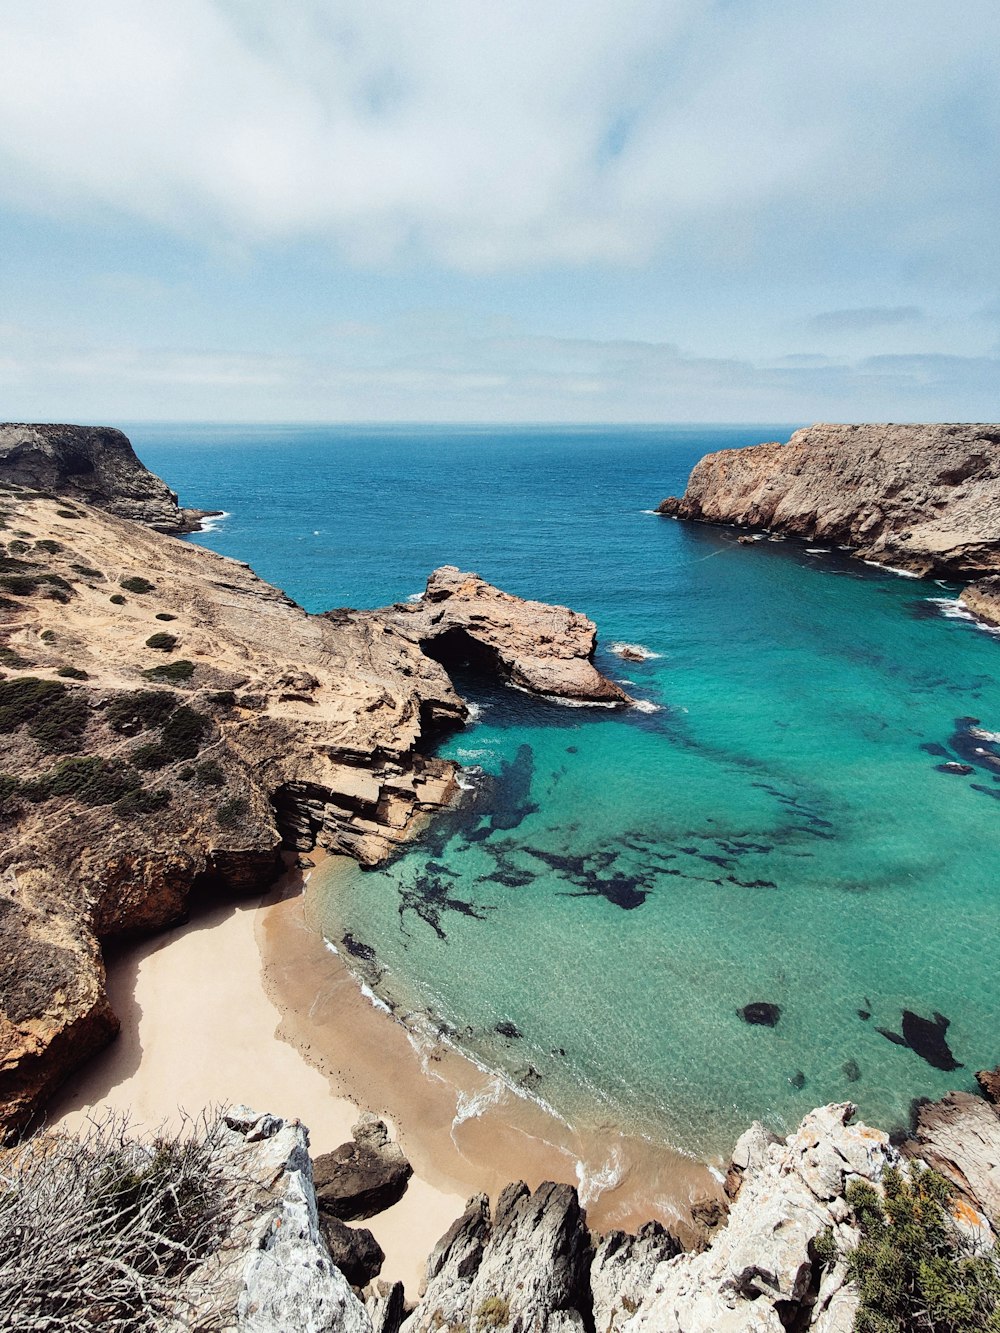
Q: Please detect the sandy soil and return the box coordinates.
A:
[48,875,466,1297]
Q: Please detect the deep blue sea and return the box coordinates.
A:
[132,423,1000,1158]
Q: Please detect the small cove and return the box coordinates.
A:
[134,423,1000,1162]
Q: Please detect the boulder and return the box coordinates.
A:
[907,1090,1000,1219]
[590,1220,680,1333]
[313,1116,413,1221]
[977,1066,1000,1103]
[320,1214,385,1288]
[404,1181,593,1332]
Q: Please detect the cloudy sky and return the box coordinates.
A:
[1,0,998,423]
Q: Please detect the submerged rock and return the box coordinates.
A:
[313,1116,413,1222]
[738,1001,781,1027]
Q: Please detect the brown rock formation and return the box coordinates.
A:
[0,477,625,1136]
[906,1090,1000,1220]
[381,565,633,705]
[657,423,1000,580]
[0,423,215,533]
[962,576,1000,628]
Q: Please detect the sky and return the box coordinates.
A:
[0,0,998,424]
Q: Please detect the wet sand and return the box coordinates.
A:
[264,855,724,1245]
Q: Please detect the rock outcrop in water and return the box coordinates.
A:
[0,466,626,1136]
[382,565,633,705]
[0,423,215,533]
[657,423,1000,580]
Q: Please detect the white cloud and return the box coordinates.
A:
[0,0,996,272]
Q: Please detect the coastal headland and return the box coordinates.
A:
[657,423,1000,614]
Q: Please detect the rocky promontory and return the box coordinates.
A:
[658,423,1000,580]
[0,423,216,533]
[0,448,628,1136]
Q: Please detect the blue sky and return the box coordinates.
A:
[0,0,998,423]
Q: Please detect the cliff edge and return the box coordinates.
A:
[0,423,215,533]
[658,423,1000,579]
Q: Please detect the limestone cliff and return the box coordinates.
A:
[0,423,214,533]
[658,423,1000,579]
[0,479,626,1136]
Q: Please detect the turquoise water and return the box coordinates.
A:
[133,423,1000,1157]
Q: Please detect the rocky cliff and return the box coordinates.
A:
[657,423,1000,580]
[0,476,627,1136]
[23,1087,988,1333]
[0,423,215,533]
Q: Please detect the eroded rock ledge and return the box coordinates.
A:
[0,477,625,1136]
[657,423,1000,583]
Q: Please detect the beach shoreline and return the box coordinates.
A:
[49,855,724,1295]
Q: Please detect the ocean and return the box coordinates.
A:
[132,422,1000,1159]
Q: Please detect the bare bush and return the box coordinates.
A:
[0,1110,239,1331]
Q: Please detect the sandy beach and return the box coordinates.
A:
[49,870,467,1297]
[51,855,723,1296]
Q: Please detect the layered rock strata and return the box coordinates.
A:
[0,483,625,1136]
[658,423,1000,580]
[0,423,215,533]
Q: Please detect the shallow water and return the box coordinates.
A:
[134,423,1000,1158]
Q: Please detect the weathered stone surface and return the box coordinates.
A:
[404,1181,593,1332]
[907,1089,1000,1219]
[0,423,213,533]
[381,565,632,705]
[180,1107,373,1333]
[590,1220,681,1333]
[320,1214,386,1289]
[618,1104,897,1333]
[962,576,1000,627]
[313,1116,413,1221]
[366,1280,407,1333]
[657,423,1000,579]
[977,1066,1000,1103]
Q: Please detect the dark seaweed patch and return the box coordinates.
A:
[342,932,377,963]
[495,1020,522,1039]
[398,873,495,940]
[876,1009,963,1072]
[843,1059,861,1082]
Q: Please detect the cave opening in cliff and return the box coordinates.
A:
[419,627,507,683]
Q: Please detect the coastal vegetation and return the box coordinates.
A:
[843,1167,1000,1332]
[0,1112,234,1331]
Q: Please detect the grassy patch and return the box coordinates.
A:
[143,659,195,683]
[120,576,155,594]
[0,647,32,668]
[145,632,178,652]
[106,689,177,733]
[21,756,141,806]
[71,563,103,579]
[115,787,171,816]
[217,796,247,829]
[0,678,90,756]
[195,760,225,787]
[56,666,89,680]
[34,539,62,555]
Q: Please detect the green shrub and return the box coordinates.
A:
[131,742,171,771]
[71,564,103,580]
[0,774,22,813]
[27,692,90,753]
[216,796,247,829]
[208,690,235,708]
[56,666,89,680]
[0,677,67,732]
[115,787,171,816]
[120,576,155,594]
[7,540,29,555]
[475,1297,511,1328]
[161,706,208,758]
[110,593,126,605]
[35,539,61,555]
[55,507,80,518]
[105,690,176,734]
[145,632,178,652]
[195,760,225,787]
[178,764,196,782]
[23,756,141,806]
[155,613,177,622]
[143,659,195,683]
[0,647,32,668]
[40,630,56,643]
[845,1166,1000,1332]
[1,574,38,596]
